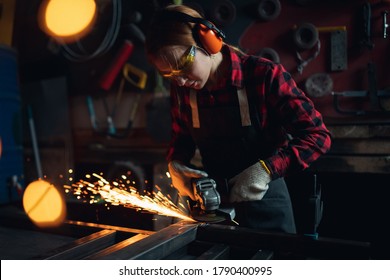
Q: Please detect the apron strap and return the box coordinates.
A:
[190,89,200,128]
[237,87,252,127]
[189,88,252,128]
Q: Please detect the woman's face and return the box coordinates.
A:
[152,45,212,90]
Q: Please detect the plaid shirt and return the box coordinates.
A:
[167,45,331,179]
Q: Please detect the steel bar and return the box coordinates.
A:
[251,249,274,260]
[196,223,370,259]
[162,244,196,259]
[85,233,149,259]
[92,221,198,259]
[65,220,155,235]
[196,243,230,260]
[39,229,117,260]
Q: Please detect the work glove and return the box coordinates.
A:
[229,162,271,203]
[168,160,208,201]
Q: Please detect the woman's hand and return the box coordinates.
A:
[168,161,208,200]
[229,162,271,202]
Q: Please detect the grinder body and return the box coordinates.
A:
[191,178,235,223]
[193,177,221,212]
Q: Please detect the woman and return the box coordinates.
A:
[145,4,331,233]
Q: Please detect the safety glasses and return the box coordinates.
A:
[160,45,196,78]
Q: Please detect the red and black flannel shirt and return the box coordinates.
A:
[167,45,331,179]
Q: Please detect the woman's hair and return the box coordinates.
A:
[145,5,202,58]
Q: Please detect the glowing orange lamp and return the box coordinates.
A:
[23,179,67,228]
[39,0,97,43]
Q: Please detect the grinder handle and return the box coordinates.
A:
[192,178,221,212]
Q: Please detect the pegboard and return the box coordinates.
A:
[183,0,390,120]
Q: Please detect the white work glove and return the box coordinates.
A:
[168,160,208,201]
[229,162,272,203]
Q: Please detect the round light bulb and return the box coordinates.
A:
[23,179,67,228]
[40,0,97,42]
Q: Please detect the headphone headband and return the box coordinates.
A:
[158,10,226,40]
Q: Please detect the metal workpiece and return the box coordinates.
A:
[86,233,150,259]
[65,220,155,235]
[196,223,371,260]
[1,205,370,260]
[33,220,156,260]
[31,220,371,260]
[91,221,198,260]
[195,243,230,260]
[40,229,118,260]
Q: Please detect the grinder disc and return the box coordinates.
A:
[191,207,226,223]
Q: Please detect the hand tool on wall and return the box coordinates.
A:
[97,40,134,135]
[126,10,146,44]
[304,70,390,115]
[99,40,134,91]
[146,71,171,143]
[360,1,374,50]
[86,40,148,138]
[255,0,281,21]
[330,28,348,71]
[331,2,390,115]
[315,25,348,72]
[294,24,348,73]
[123,63,147,90]
[332,89,390,115]
[293,22,320,74]
[87,65,147,139]
[86,95,98,131]
[208,0,236,27]
[305,73,333,98]
[126,91,142,136]
[257,47,280,63]
[383,10,389,38]
[295,40,320,74]
[111,64,147,137]
[293,22,319,51]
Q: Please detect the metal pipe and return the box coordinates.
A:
[27,106,43,179]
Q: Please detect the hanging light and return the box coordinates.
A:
[39,0,122,61]
[39,0,97,43]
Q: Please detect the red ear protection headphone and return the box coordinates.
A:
[158,10,226,55]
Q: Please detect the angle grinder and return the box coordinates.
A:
[191,177,236,223]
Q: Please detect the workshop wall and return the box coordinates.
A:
[160,0,390,118]
[65,0,390,162]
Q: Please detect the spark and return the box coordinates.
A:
[66,172,194,222]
